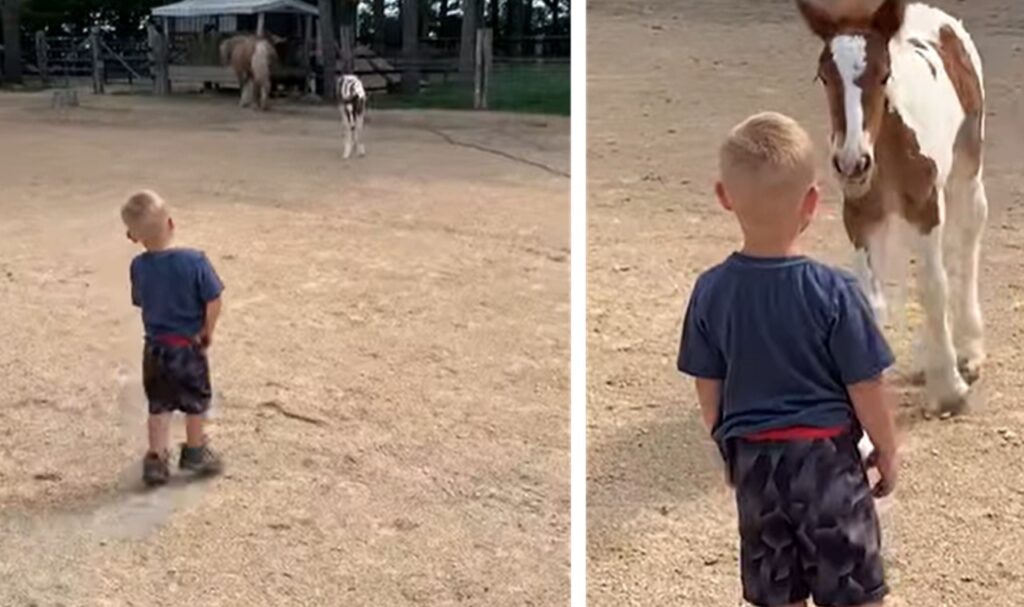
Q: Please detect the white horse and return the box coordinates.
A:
[336,74,367,159]
[796,0,987,414]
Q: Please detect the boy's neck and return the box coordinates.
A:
[739,238,802,258]
[144,238,174,253]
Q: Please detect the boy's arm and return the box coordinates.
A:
[694,378,722,433]
[677,280,726,433]
[198,297,222,347]
[195,253,225,347]
[847,376,897,457]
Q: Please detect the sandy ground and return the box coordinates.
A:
[588,0,1024,605]
[0,91,568,605]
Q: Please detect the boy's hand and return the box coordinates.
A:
[196,329,212,350]
[867,449,898,498]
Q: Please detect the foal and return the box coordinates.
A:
[796,0,988,413]
[336,74,368,159]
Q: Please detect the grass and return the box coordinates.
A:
[373,63,570,116]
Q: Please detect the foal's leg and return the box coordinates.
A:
[355,111,366,157]
[951,177,988,383]
[845,205,889,325]
[915,214,970,413]
[340,104,354,159]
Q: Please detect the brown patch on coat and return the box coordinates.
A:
[842,108,940,243]
[935,25,984,177]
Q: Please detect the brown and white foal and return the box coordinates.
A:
[797,0,987,413]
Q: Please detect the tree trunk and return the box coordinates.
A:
[401,0,419,95]
[1,0,23,84]
[458,0,477,76]
[319,0,337,100]
[508,0,523,56]
[438,0,449,35]
[373,0,385,52]
[547,0,558,33]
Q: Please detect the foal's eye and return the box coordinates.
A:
[882,71,892,84]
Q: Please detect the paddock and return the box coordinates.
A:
[587,0,1024,604]
[0,91,568,605]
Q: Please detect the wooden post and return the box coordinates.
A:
[459,0,478,76]
[473,27,491,109]
[304,14,315,94]
[35,31,49,86]
[318,0,337,101]
[90,26,104,94]
[257,12,266,35]
[401,0,419,95]
[148,22,170,96]
[339,24,354,75]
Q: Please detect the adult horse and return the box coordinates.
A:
[219,33,283,111]
[796,0,987,414]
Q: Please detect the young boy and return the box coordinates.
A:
[121,190,225,486]
[677,112,899,607]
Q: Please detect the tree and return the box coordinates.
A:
[400,0,418,94]
[1,0,23,84]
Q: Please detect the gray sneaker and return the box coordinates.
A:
[142,451,170,486]
[179,443,223,476]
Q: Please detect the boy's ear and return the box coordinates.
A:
[168,217,175,231]
[803,183,821,215]
[126,229,137,243]
[715,181,733,212]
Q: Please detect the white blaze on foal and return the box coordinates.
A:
[797,0,988,413]
[336,74,368,159]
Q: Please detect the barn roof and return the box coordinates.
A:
[152,0,319,18]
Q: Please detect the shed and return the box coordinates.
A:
[151,0,321,91]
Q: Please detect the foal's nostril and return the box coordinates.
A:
[832,156,843,175]
[858,154,873,175]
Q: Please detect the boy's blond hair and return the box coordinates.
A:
[121,190,169,243]
[719,112,817,221]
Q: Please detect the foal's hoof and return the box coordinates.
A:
[957,358,983,385]
[936,394,969,417]
[906,370,926,386]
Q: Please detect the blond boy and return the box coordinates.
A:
[122,190,224,486]
[676,113,899,607]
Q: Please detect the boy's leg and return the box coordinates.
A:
[142,344,172,486]
[148,412,172,454]
[184,413,205,448]
[798,436,888,607]
[174,346,222,475]
[732,440,811,607]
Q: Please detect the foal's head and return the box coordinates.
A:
[797,0,906,195]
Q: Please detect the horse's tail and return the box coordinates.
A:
[251,40,275,83]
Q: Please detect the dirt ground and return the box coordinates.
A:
[588,0,1024,605]
[0,91,568,606]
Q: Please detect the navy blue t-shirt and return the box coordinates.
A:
[130,248,224,339]
[677,253,893,445]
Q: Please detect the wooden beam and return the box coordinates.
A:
[257,12,266,35]
[90,26,104,94]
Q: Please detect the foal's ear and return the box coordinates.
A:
[871,0,906,39]
[795,0,838,39]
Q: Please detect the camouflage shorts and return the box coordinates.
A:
[142,341,211,415]
[729,434,888,607]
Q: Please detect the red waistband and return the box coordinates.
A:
[155,334,195,347]
[745,425,846,442]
